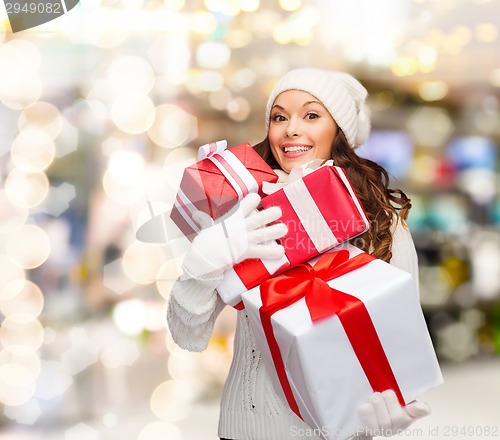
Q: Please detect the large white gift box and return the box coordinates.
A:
[241,243,443,440]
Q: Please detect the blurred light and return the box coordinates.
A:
[112,300,147,336]
[225,28,253,48]
[0,350,41,380]
[40,182,76,217]
[0,256,25,294]
[102,168,145,205]
[406,107,454,148]
[18,102,63,139]
[100,337,140,366]
[35,360,73,400]
[475,22,498,42]
[469,232,500,299]
[137,421,181,440]
[60,327,99,375]
[419,266,453,307]
[391,57,418,76]
[442,34,463,55]
[227,97,251,121]
[163,147,197,192]
[279,0,301,11]
[230,68,256,91]
[122,0,143,9]
[147,104,198,149]
[0,364,36,406]
[103,258,136,295]
[167,347,201,381]
[103,412,118,428]
[65,423,98,440]
[458,169,497,205]
[490,68,500,87]
[11,129,56,172]
[148,36,190,85]
[4,169,50,209]
[437,321,477,362]
[419,80,448,101]
[6,225,50,269]
[209,88,232,110]
[156,259,184,299]
[0,190,28,233]
[82,8,127,48]
[0,74,42,110]
[447,136,496,170]
[452,25,472,45]
[357,130,413,179]
[0,314,44,356]
[163,0,185,11]
[197,70,225,92]
[204,0,240,16]
[417,45,437,72]
[111,94,156,134]
[0,280,44,319]
[150,379,199,422]
[189,11,217,35]
[196,42,231,69]
[107,56,155,95]
[122,241,166,285]
[462,308,485,330]
[427,196,469,233]
[108,150,145,187]
[372,90,396,110]
[240,0,259,12]
[409,154,439,185]
[3,399,41,425]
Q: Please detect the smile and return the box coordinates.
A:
[282,145,312,153]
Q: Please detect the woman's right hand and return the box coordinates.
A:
[186,193,287,277]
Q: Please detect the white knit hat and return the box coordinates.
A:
[265,68,371,149]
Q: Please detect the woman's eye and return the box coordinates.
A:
[272,114,286,122]
[306,113,319,119]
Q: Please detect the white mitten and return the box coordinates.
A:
[356,389,431,438]
[184,193,287,278]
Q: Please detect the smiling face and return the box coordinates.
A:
[268,89,338,173]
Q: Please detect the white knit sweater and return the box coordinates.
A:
[167,217,419,440]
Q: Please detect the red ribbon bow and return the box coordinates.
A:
[258,250,405,419]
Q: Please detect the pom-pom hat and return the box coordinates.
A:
[265,68,371,149]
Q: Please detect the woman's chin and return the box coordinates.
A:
[279,153,314,173]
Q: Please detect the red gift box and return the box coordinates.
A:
[260,165,370,266]
[170,140,278,241]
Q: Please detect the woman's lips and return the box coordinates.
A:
[281,145,313,158]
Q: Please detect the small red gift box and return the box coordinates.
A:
[260,165,370,266]
[170,140,278,241]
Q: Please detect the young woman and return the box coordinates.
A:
[167,68,431,439]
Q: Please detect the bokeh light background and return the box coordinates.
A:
[0,0,500,439]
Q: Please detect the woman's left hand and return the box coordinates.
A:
[357,389,431,437]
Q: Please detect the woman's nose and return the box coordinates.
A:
[285,117,301,137]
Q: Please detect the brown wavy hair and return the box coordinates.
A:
[253,130,412,262]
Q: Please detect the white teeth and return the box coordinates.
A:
[284,146,312,153]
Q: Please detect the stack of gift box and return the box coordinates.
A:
[169,140,443,440]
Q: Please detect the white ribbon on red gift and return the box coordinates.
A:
[173,186,202,235]
[198,140,259,199]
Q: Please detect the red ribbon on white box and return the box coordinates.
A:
[217,253,290,308]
